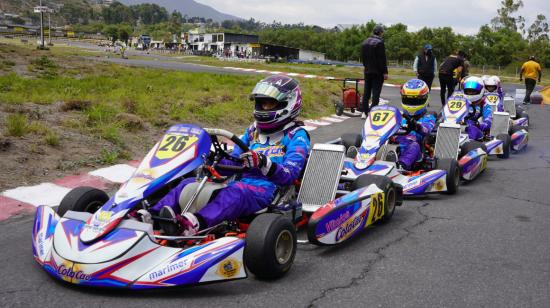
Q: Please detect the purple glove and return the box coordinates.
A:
[479,122,490,132]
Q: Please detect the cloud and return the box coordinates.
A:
[198,0,550,35]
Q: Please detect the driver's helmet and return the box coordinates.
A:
[484,76,499,93]
[250,75,302,133]
[400,79,429,116]
[463,76,485,104]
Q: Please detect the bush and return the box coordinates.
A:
[44,131,60,146]
[6,113,29,136]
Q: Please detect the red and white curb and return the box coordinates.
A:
[222,66,441,90]
[0,111,368,221]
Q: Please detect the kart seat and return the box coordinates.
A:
[178,182,226,213]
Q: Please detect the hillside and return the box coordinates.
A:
[118,0,241,22]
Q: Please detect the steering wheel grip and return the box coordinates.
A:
[204,128,250,152]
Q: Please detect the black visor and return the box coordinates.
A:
[486,85,497,92]
[464,88,481,95]
[401,96,427,106]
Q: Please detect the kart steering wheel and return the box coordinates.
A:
[204,128,250,171]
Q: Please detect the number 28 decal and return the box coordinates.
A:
[155,133,198,160]
[370,110,394,126]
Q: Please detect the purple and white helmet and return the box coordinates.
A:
[251,75,302,133]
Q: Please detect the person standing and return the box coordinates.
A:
[361,24,388,119]
[438,50,466,105]
[520,56,542,104]
[413,44,437,90]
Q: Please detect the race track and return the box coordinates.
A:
[2,84,550,307]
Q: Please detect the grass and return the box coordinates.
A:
[5,113,29,136]
[44,130,60,146]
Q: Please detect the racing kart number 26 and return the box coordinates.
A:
[156,134,198,160]
[371,110,394,126]
[370,192,385,222]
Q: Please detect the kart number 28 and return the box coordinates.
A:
[371,111,393,126]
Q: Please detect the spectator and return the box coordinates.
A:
[438,50,466,105]
[413,44,437,90]
[361,24,388,119]
[520,55,542,105]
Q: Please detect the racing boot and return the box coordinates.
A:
[159,206,200,236]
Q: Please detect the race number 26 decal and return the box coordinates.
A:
[371,192,385,221]
[370,110,394,126]
[156,134,198,160]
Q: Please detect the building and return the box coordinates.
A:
[299,49,326,61]
[185,31,260,56]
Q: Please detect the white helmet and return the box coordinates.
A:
[484,76,499,93]
[463,76,485,104]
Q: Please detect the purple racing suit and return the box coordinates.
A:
[151,123,311,228]
[396,112,436,170]
[465,98,493,141]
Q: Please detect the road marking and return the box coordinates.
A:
[2,183,72,207]
[303,74,317,78]
[89,164,136,183]
[303,125,317,131]
[322,117,344,123]
[304,119,331,126]
[287,73,300,76]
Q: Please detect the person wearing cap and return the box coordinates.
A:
[520,56,542,104]
[413,44,437,90]
[438,50,466,105]
[360,24,389,119]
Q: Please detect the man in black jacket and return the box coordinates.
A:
[413,44,437,90]
[361,24,388,118]
[438,50,465,105]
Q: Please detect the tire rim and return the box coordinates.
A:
[275,230,294,265]
[386,187,396,214]
[85,201,104,214]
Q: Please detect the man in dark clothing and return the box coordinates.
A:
[438,50,465,105]
[413,44,437,90]
[361,24,388,118]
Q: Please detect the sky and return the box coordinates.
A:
[199,0,550,35]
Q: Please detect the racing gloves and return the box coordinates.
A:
[240,151,275,176]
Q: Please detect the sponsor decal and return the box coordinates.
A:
[97,211,112,223]
[216,258,241,278]
[324,211,351,233]
[335,212,366,242]
[255,145,285,157]
[37,231,45,256]
[57,264,91,281]
[149,259,191,281]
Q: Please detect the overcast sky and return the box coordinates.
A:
[199,0,550,34]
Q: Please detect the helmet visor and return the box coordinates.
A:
[252,82,288,102]
[255,96,286,111]
[486,85,497,92]
[402,96,427,106]
[464,88,481,96]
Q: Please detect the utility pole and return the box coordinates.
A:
[48,11,51,45]
[39,0,44,48]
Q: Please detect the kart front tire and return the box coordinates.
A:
[352,174,398,223]
[436,158,460,195]
[496,134,511,159]
[57,186,109,216]
[245,213,297,280]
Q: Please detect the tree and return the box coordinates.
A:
[490,0,525,33]
[104,25,119,43]
[528,14,549,42]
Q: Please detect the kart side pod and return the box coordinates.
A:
[307,184,384,246]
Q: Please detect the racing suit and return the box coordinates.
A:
[465,99,493,141]
[396,112,436,170]
[150,122,310,228]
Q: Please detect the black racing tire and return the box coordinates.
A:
[460,141,487,158]
[244,213,297,280]
[352,174,398,223]
[496,133,511,159]
[516,109,528,120]
[335,101,344,116]
[57,186,109,216]
[341,133,362,150]
[435,158,460,195]
[350,107,356,114]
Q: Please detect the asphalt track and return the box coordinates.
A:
[2,79,550,307]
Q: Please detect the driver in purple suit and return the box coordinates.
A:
[146,75,311,236]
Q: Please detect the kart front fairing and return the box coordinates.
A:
[80,124,212,243]
[32,206,246,289]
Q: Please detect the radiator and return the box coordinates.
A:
[298,144,345,212]
[491,112,510,137]
[503,97,516,118]
[435,123,461,160]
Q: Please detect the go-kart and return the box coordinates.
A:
[331,105,461,196]
[485,94,529,128]
[32,124,401,288]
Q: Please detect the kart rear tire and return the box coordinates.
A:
[57,186,109,216]
[352,174,398,223]
[335,101,344,116]
[436,158,460,195]
[496,134,511,159]
[341,133,362,150]
[460,141,487,157]
[245,213,297,280]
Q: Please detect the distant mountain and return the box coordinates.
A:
[118,0,242,22]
